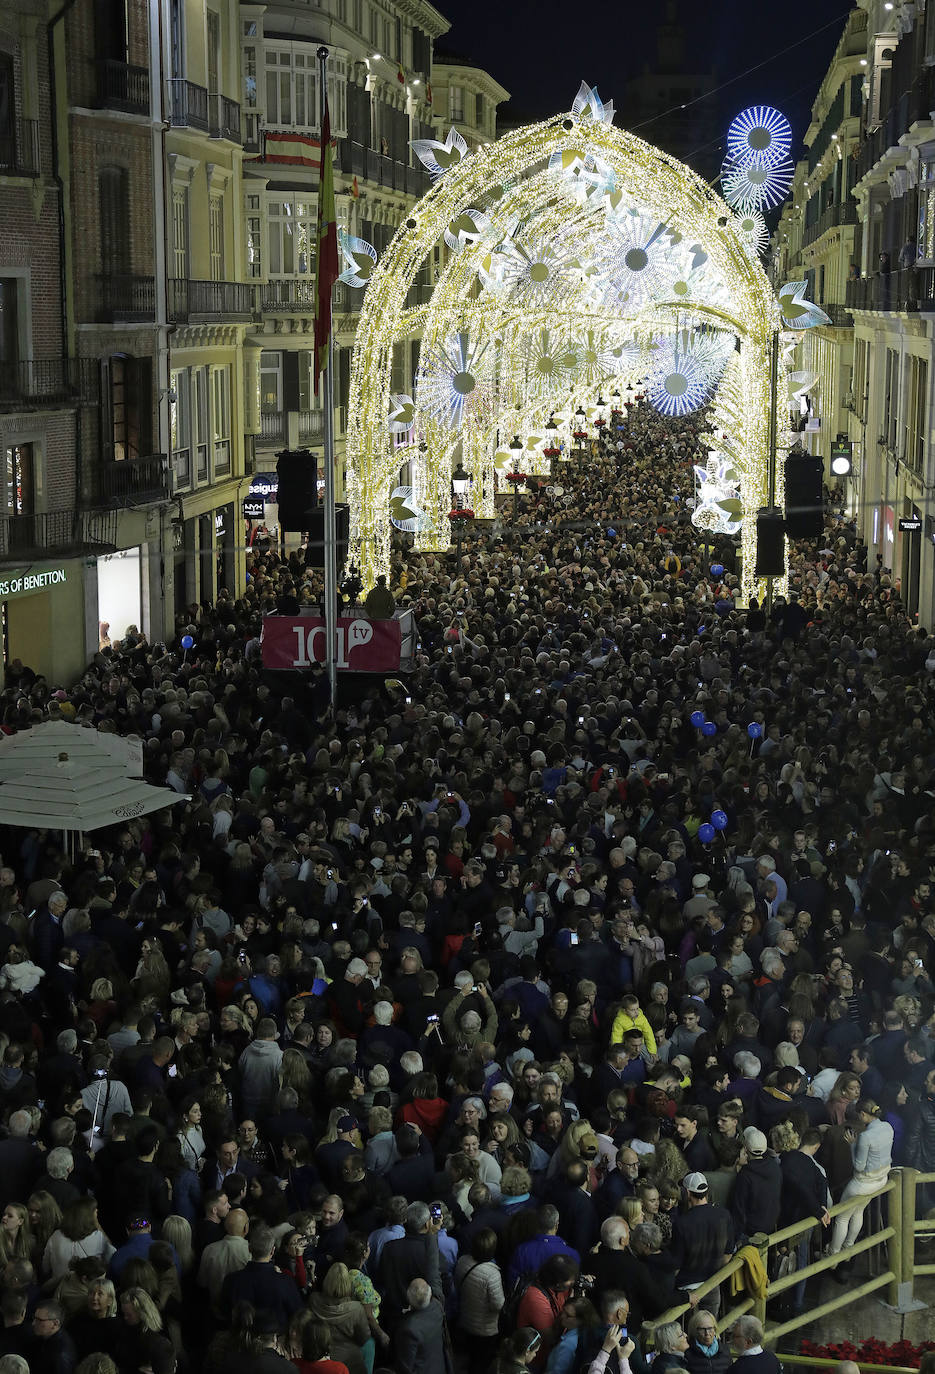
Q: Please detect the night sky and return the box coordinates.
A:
[436,0,854,177]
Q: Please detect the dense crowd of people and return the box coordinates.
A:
[0,404,931,1374]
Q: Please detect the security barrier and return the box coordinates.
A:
[640,1168,935,1348]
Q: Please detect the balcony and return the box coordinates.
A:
[0,509,118,561]
[298,410,323,442]
[168,79,209,132]
[168,279,255,322]
[209,93,241,141]
[95,274,155,323]
[802,201,858,248]
[261,279,315,312]
[260,412,285,443]
[0,118,40,176]
[97,59,150,115]
[98,454,171,506]
[822,303,854,328]
[0,358,98,411]
[846,266,935,313]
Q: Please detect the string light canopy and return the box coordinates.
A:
[345,83,785,602]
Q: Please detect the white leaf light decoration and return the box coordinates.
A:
[778,281,831,329]
[571,81,615,125]
[337,229,377,288]
[388,394,415,434]
[389,485,429,532]
[444,207,491,253]
[410,127,468,180]
[692,453,743,534]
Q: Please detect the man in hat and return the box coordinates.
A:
[670,1173,735,1307]
[731,1129,781,1239]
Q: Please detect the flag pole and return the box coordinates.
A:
[317,44,338,711]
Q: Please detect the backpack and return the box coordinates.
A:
[497,1279,558,1337]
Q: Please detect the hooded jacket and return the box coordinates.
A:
[237,1036,283,1114]
[730,1154,781,1238]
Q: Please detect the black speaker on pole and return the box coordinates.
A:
[783,451,824,538]
[305,503,350,569]
[755,507,786,577]
[276,448,319,531]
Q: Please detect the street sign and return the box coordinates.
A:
[899,516,923,533]
[830,440,852,477]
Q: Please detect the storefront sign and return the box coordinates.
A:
[899,516,923,533]
[0,567,67,598]
[249,473,279,501]
[243,497,265,520]
[261,615,402,672]
[215,513,226,536]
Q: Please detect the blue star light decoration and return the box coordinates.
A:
[337,229,377,288]
[727,106,793,168]
[645,331,734,417]
[778,281,831,329]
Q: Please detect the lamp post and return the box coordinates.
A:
[451,460,472,564]
[544,413,561,474]
[573,404,588,457]
[505,434,525,518]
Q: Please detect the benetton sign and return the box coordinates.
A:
[0,567,67,599]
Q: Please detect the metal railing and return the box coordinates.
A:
[802,201,858,248]
[0,358,98,410]
[0,509,118,560]
[261,279,316,312]
[97,59,150,114]
[856,69,935,182]
[95,274,156,322]
[298,410,323,441]
[209,93,241,140]
[0,117,40,176]
[260,412,285,443]
[98,454,171,506]
[640,1168,935,1353]
[822,303,854,327]
[846,266,935,313]
[168,79,209,131]
[168,278,254,321]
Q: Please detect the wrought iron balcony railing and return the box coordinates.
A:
[0,358,98,410]
[98,454,171,506]
[97,59,150,114]
[0,509,118,561]
[0,117,40,176]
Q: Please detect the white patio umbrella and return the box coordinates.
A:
[0,754,185,833]
[0,719,144,778]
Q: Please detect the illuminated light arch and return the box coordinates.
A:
[346,109,783,601]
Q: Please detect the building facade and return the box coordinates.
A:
[0,0,509,682]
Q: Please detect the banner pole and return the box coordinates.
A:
[318,43,338,711]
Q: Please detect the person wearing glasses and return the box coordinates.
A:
[653,1320,691,1374]
[30,1300,77,1374]
[685,1310,730,1374]
[726,1317,781,1374]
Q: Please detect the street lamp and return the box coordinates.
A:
[450,460,473,563]
[543,413,561,470]
[506,435,525,518]
[573,404,588,455]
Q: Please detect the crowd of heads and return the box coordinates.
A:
[0,403,931,1374]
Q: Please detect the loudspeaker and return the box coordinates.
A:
[784,452,824,538]
[276,449,319,531]
[755,507,785,577]
[305,503,349,569]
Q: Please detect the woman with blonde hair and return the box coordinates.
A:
[827,1072,862,1126]
[653,1139,691,1189]
[117,1285,175,1374]
[306,1261,371,1374]
[617,1196,644,1228]
[770,1119,801,1154]
[160,1215,194,1274]
[0,1204,32,1265]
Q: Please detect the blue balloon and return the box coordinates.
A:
[698,823,716,844]
[690,710,705,728]
[710,563,725,577]
[747,721,763,739]
[607,528,617,538]
[701,721,717,737]
[181,635,194,651]
[711,809,729,830]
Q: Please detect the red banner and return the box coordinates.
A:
[261,616,402,672]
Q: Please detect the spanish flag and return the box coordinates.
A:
[351,175,360,198]
[314,97,339,395]
[397,61,405,85]
[426,80,432,106]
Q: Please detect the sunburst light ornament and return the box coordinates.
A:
[418,331,490,429]
[646,331,734,417]
[721,156,793,212]
[733,210,770,256]
[727,106,793,168]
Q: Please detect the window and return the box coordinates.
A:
[918,159,935,261]
[169,0,183,80]
[209,194,225,280]
[0,54,15,168]
[854,336,869,419]
[172,187,189,279]
[261,351,282,413]
[0,279,19,366]
[193,367,209,481]
[268,199,316,275]
[905,355,927,474]
[170,369,191,486]
[94,0,127,65]
[242,44,258,146]
[245,194,262,278]
[475,92,485,129]
[107,355,151,463]
[449,84,464,122]
[207,10,220,95]
[211,366,231,475]
[99,167,130,277]
[884,347,899,451]
[2,444,34,516]
[265,48,317,130]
